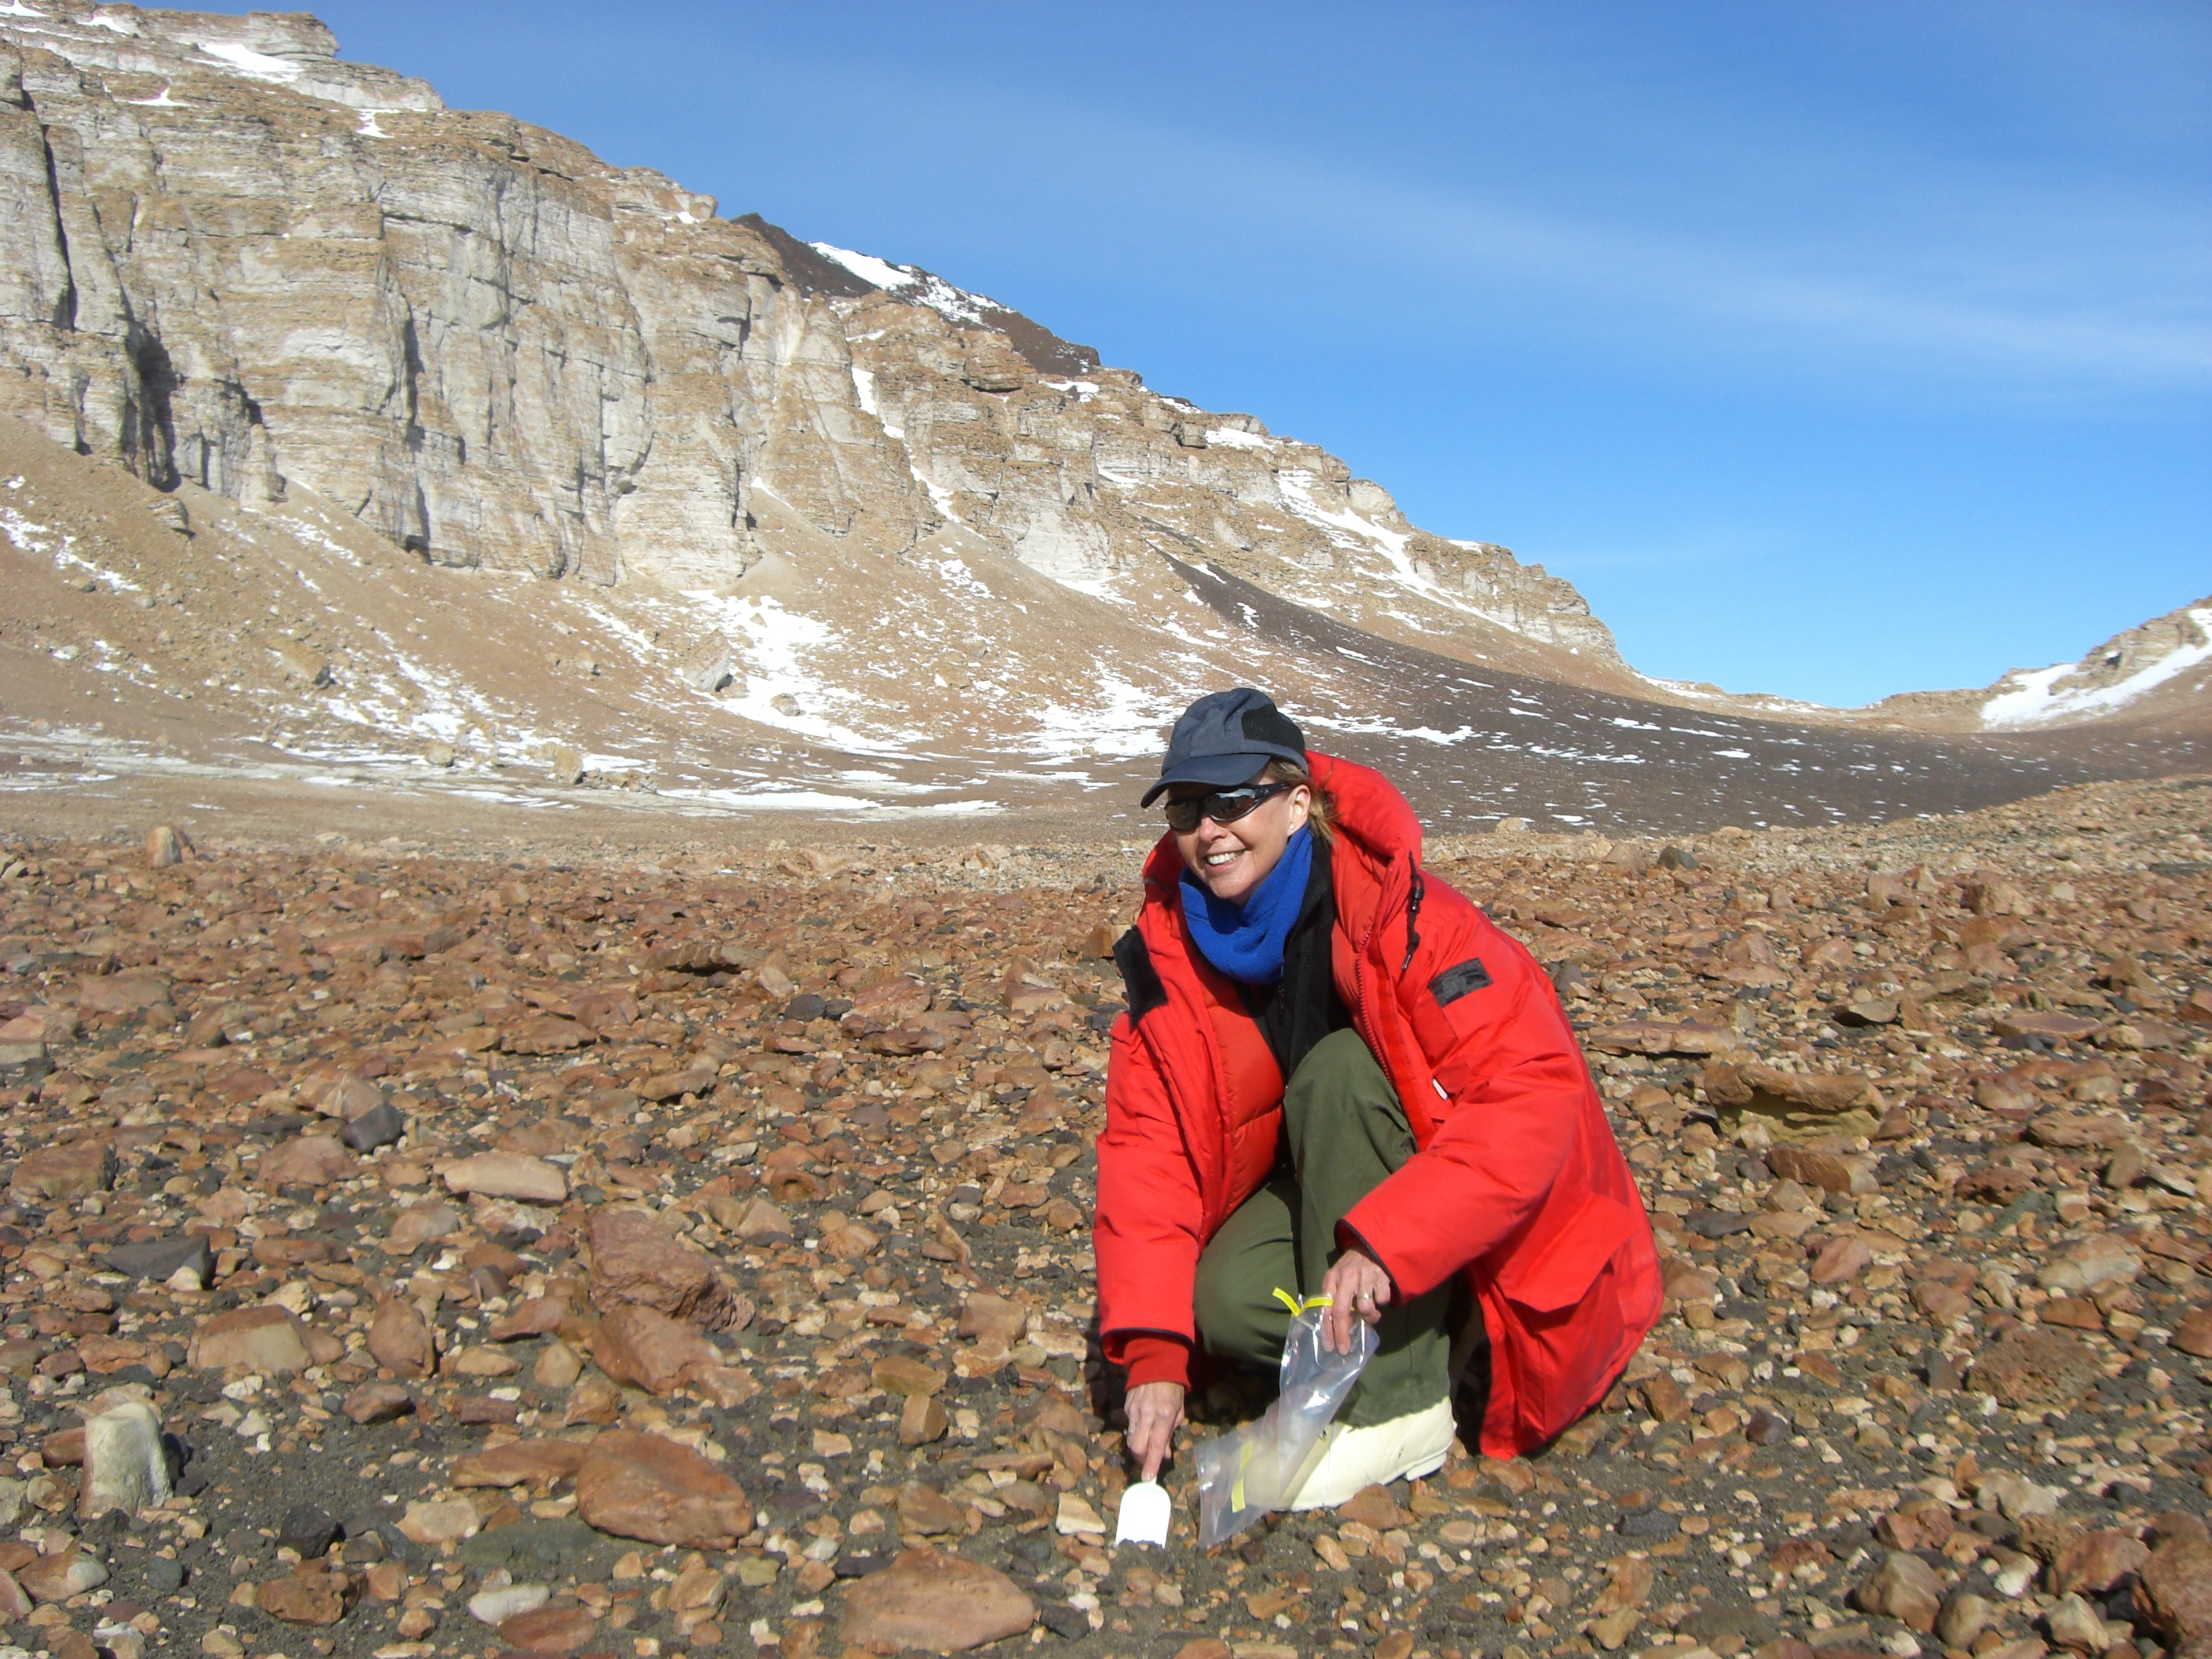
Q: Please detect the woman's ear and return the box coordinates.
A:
[1287,786,1311,833]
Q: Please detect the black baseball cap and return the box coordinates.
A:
[1140,687,1308,808]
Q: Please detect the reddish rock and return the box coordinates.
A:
[2053,1531,2150,1596]
[591,1304,718,1395]
[255,1570,350,1625]
[1339,1485,1406,1529]
[341,1382,415,1425]
[443,1152,566,1203]
[2172,1306,2212,1358]
[498,1606,599,1653]
[258,1135,357,1188]
[189,1306,313,1374]
[573,1430,750,1549]
[451,1440,591,1489]
[368,1296,436,1379]
[896,1481,967,1535]
[871,1354,947,1398]
[586,1207,743,1328]
[9,1140,114,1203]
[1973,1329,2101,1408]
[500,1016,597,1055]
[954,1291,1027,1342]
[1810,1236,1872,1284]
[2140,1534,2212,1657]
[1855,1550,1946,1632]
[838,1547,1034,1653]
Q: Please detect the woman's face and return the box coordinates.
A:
[1170,779,1311,906]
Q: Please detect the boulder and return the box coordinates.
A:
[838,1548,1035,1653]
[586,1208,745,1328]
[573,1430,750,1549]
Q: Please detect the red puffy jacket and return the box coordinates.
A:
[1094,753,1661,1457]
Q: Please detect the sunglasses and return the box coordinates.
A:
[1163,781,1295,834]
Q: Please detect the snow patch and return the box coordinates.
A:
[851,366,877,416]
[196,40,303,82]
[1981,610,2212,726]
[810,242,914,291]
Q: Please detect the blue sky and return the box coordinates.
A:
[214,2,2206,707]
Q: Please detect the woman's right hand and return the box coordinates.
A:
[1123,1380,1186,1482]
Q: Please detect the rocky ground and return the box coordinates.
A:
[0,775,2203,1659]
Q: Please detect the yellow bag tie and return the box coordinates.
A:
[1271,1287,1333,1316]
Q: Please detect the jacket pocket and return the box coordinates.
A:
[1493,1192,1640,1313]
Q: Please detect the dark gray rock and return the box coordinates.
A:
[100,1235,214,1283]
[340,1101,406,1152]
[277,1502,340,1560]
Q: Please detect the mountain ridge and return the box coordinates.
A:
[0,0,2199,842]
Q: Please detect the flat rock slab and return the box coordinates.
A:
[573,1429,749,1549]
[839,1547,1035,1653]
[452,1440,591,1489]
[1972,1328,2100,1408]
[443,1152,567,1203]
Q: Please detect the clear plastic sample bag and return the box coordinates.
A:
[1195,1292,1377,1547]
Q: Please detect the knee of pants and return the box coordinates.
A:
[1192,1259,1280,1366]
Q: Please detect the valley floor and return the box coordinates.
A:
[0,775,2202,1659]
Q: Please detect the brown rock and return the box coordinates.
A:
[386,1201,463,1254]
[1810,1236,1872,1284]
[1973,1328,2101,1408]
[872,1354,947,1398]
[1877,1500,1955,1553]
[340,1382,415,1425]
[10,1140,114,1203]
[1701,1062,1881,1142]
[16,1546,108,1602]
[368,1296,435,1379]
[899,1393,949,1445]
[189,1306,313,1375]
[895,1481,967,1536]
[958,1294,1031,1343]
[1855,1549,1946,1632]
[255,1571,350,1625]
[1639,1374,1691,1423]
[732,1198,793,1241]
[75,975,171,1020]
[637,1067,716,1103]
[591,1304,718,1396]
[2038,1297,2103,1331]
[257,1135,357,1188]
[586,1208,743,1328]
[1339,1485,1405,1529]
[451,1440,591,1489]
[2140,1534,2212,1657]
[501,1016,598,1056]
[838,1547,1034,1653]
[498,1606,599,1653]
[573,1430,751,1549]
[1767,1146,1877,1196]
[443,1152,566,1203]
[1591,1555,1655,1615]
[2174,1307,2212,1358]
[2052,1530,2150,1596]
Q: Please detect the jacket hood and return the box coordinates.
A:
[1139,750,1421,897]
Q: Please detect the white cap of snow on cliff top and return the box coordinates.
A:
[808,242,1001,328]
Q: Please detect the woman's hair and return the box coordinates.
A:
[1261,757,1336,844]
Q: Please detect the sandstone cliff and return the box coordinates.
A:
[0,0,1624,691]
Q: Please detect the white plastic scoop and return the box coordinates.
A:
[1114,1478,1171,1547]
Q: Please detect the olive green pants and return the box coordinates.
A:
[1190,1029,1454,1428]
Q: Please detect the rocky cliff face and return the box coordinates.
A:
[0,0,1624,688]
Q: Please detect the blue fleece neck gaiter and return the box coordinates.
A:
[1180,825,1313,986]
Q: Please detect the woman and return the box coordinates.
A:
[1095,687,1659,1503]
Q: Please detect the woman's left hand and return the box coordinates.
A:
[1320,1246,1394,1354]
